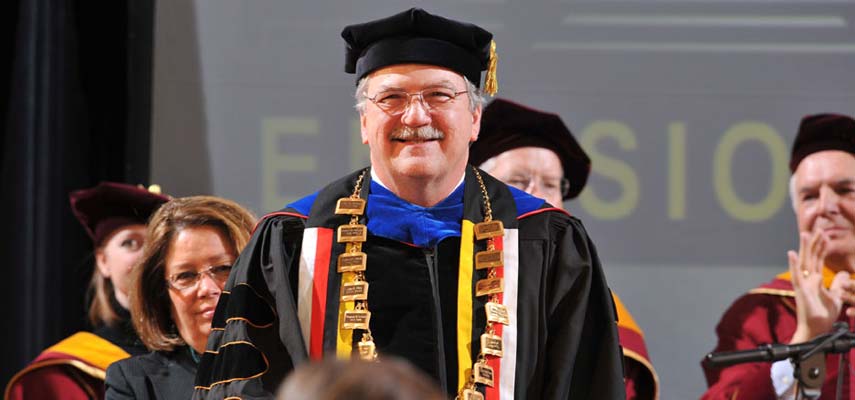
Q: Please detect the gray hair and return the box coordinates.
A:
[354,75,485,114]
[478,156,498,173]
[789,174,798,211]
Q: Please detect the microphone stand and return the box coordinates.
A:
[704,322,854,400]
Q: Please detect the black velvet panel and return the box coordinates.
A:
[205,342,267,387]
[222,284,277,328]
[360,236,438,378]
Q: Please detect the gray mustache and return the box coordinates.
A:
[390,126,445,141]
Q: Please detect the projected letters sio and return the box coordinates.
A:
[260,117,789,223]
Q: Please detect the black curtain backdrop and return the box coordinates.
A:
[1,0,155,386]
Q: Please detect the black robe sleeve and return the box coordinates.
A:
[193,214,308,400]
[518,211,625,400]
[560,217,624,400]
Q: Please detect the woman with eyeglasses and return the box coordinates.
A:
[105,196,255,400]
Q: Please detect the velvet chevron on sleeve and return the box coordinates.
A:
[194,213,307,399]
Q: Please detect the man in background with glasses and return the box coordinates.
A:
[471,98,659,400]
[194,8,624,400]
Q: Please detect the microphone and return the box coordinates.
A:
[705,330,855,368]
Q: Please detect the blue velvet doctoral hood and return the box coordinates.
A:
[287,178,544,248]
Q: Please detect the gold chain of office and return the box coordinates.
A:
[331,167,510,400]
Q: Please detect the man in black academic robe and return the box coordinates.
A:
[193,8,624,400]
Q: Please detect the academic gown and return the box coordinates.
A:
[192,167,625,400]
[701,268,855,399]
[614,294,659,400]
[105,347,199,400]
[5,298,148,400]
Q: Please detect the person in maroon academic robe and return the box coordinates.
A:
[4,183,168,400]
[702,114,855,399]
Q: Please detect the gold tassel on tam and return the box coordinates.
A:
[483,40,498,96]
[138,183,170,198]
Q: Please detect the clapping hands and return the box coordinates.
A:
[788,231,855,344]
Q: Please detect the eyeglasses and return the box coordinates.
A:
[166,265,232,291]
[364,88,469,115]
[505,175,571,199]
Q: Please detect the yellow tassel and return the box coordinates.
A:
[137,183,166,196]
[483,40,498,96]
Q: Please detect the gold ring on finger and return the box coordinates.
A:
[802,269,810,278]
